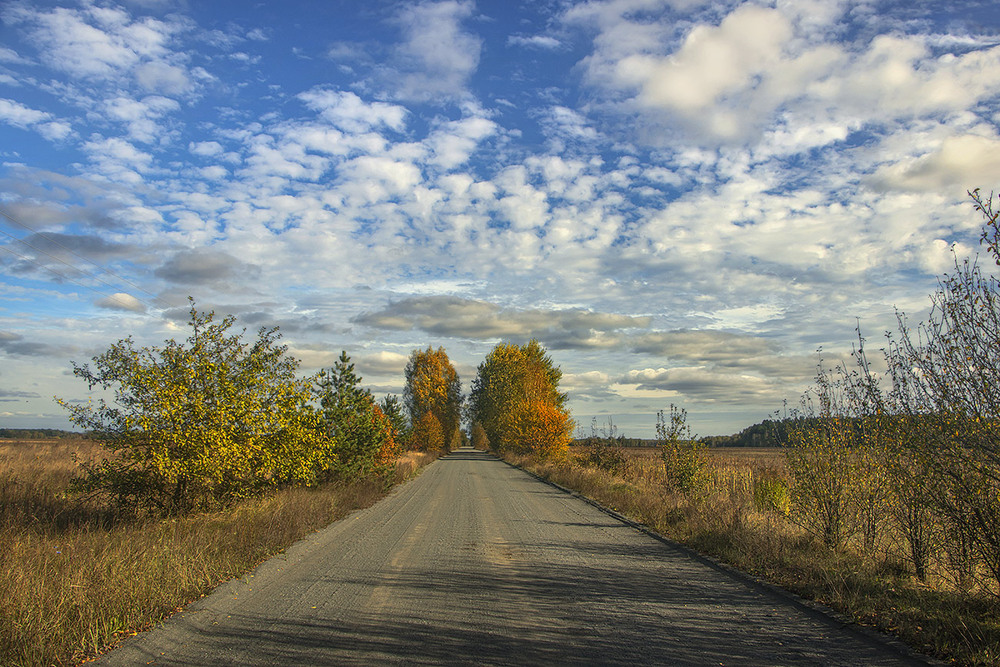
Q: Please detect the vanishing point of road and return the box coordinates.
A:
[96,448,930,666]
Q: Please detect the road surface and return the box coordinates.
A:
[96,448,927,665]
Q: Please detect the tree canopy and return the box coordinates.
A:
[60,306,398,515]
[468,340,572,459]
[403,346,461,451]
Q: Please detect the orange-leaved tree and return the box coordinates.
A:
[468,340,572,459]
[403,346,462,451]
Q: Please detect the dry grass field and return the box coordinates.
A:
[0,438,436,667]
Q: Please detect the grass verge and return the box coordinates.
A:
[0,439,437,667]
[505,449,1000,666]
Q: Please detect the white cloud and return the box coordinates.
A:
[508,35,561,49]
[0,45,30,64]
[134,61,190,95]
[298,89,407,133]
[387,0,482,102]
[630,6,792,113]
[0,99,72,142]
[103,95,180,143]
[189,140,224,156]
[36,121,73,141]
[95,292,146,312]
[6,2,197,101]
[426,116,497,169]
[870,133,1000,193]
[241,133,329,182]
[571,2,1000,146]
[693,303,787,331]
[199,165,228,180]
[10,4,174,79]
[337,156,422,204]
[0,98,50,127]
[81,136,154,184]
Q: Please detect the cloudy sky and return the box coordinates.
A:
[2,0,999,437]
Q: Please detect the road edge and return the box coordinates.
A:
[496,453,945,667]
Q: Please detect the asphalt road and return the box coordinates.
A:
[95,448,927,666]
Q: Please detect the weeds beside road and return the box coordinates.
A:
[506,445,1000,666]
[0,438,436,667]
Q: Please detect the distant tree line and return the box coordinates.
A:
[0,428,79,439]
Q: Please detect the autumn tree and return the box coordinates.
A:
[61,302,321,515]
[315,351,399,479]
[468,340,573,459]
[470,422,489,450]
[403,346,462,451]
[409,411,445,451]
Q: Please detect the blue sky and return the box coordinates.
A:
[2,0,1000,437]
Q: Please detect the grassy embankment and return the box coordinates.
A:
[0,437,437,667]
[507,445,1000,666]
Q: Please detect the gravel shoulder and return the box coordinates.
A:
[94,448,929,666]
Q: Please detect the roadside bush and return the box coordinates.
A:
[752,471,790,516]
[60,302,322,515]
[657,405,708,496]
[785,414,858,550]
[577,440,629,476]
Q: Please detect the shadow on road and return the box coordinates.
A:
[127,542,921,666]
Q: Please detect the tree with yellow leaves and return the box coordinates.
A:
[403,346,461,451]
[409,411,445,451]
[468,340,573,459]
[61,301,322,515]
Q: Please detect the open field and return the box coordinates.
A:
[512,444,1000,665]
[0,438,436,666]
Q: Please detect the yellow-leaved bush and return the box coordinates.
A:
[60,303,398,515]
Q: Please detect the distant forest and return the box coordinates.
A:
[574,417,824,449]
[699,419,793,448]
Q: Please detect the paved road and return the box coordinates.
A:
[97,448,926,666]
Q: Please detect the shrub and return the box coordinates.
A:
[657,405,708,496]
[577,440,629,475]
[59,301,321,515]
[752,472,790,516]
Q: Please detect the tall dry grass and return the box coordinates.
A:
[0,439,437,666]
[512,445,1000,665]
